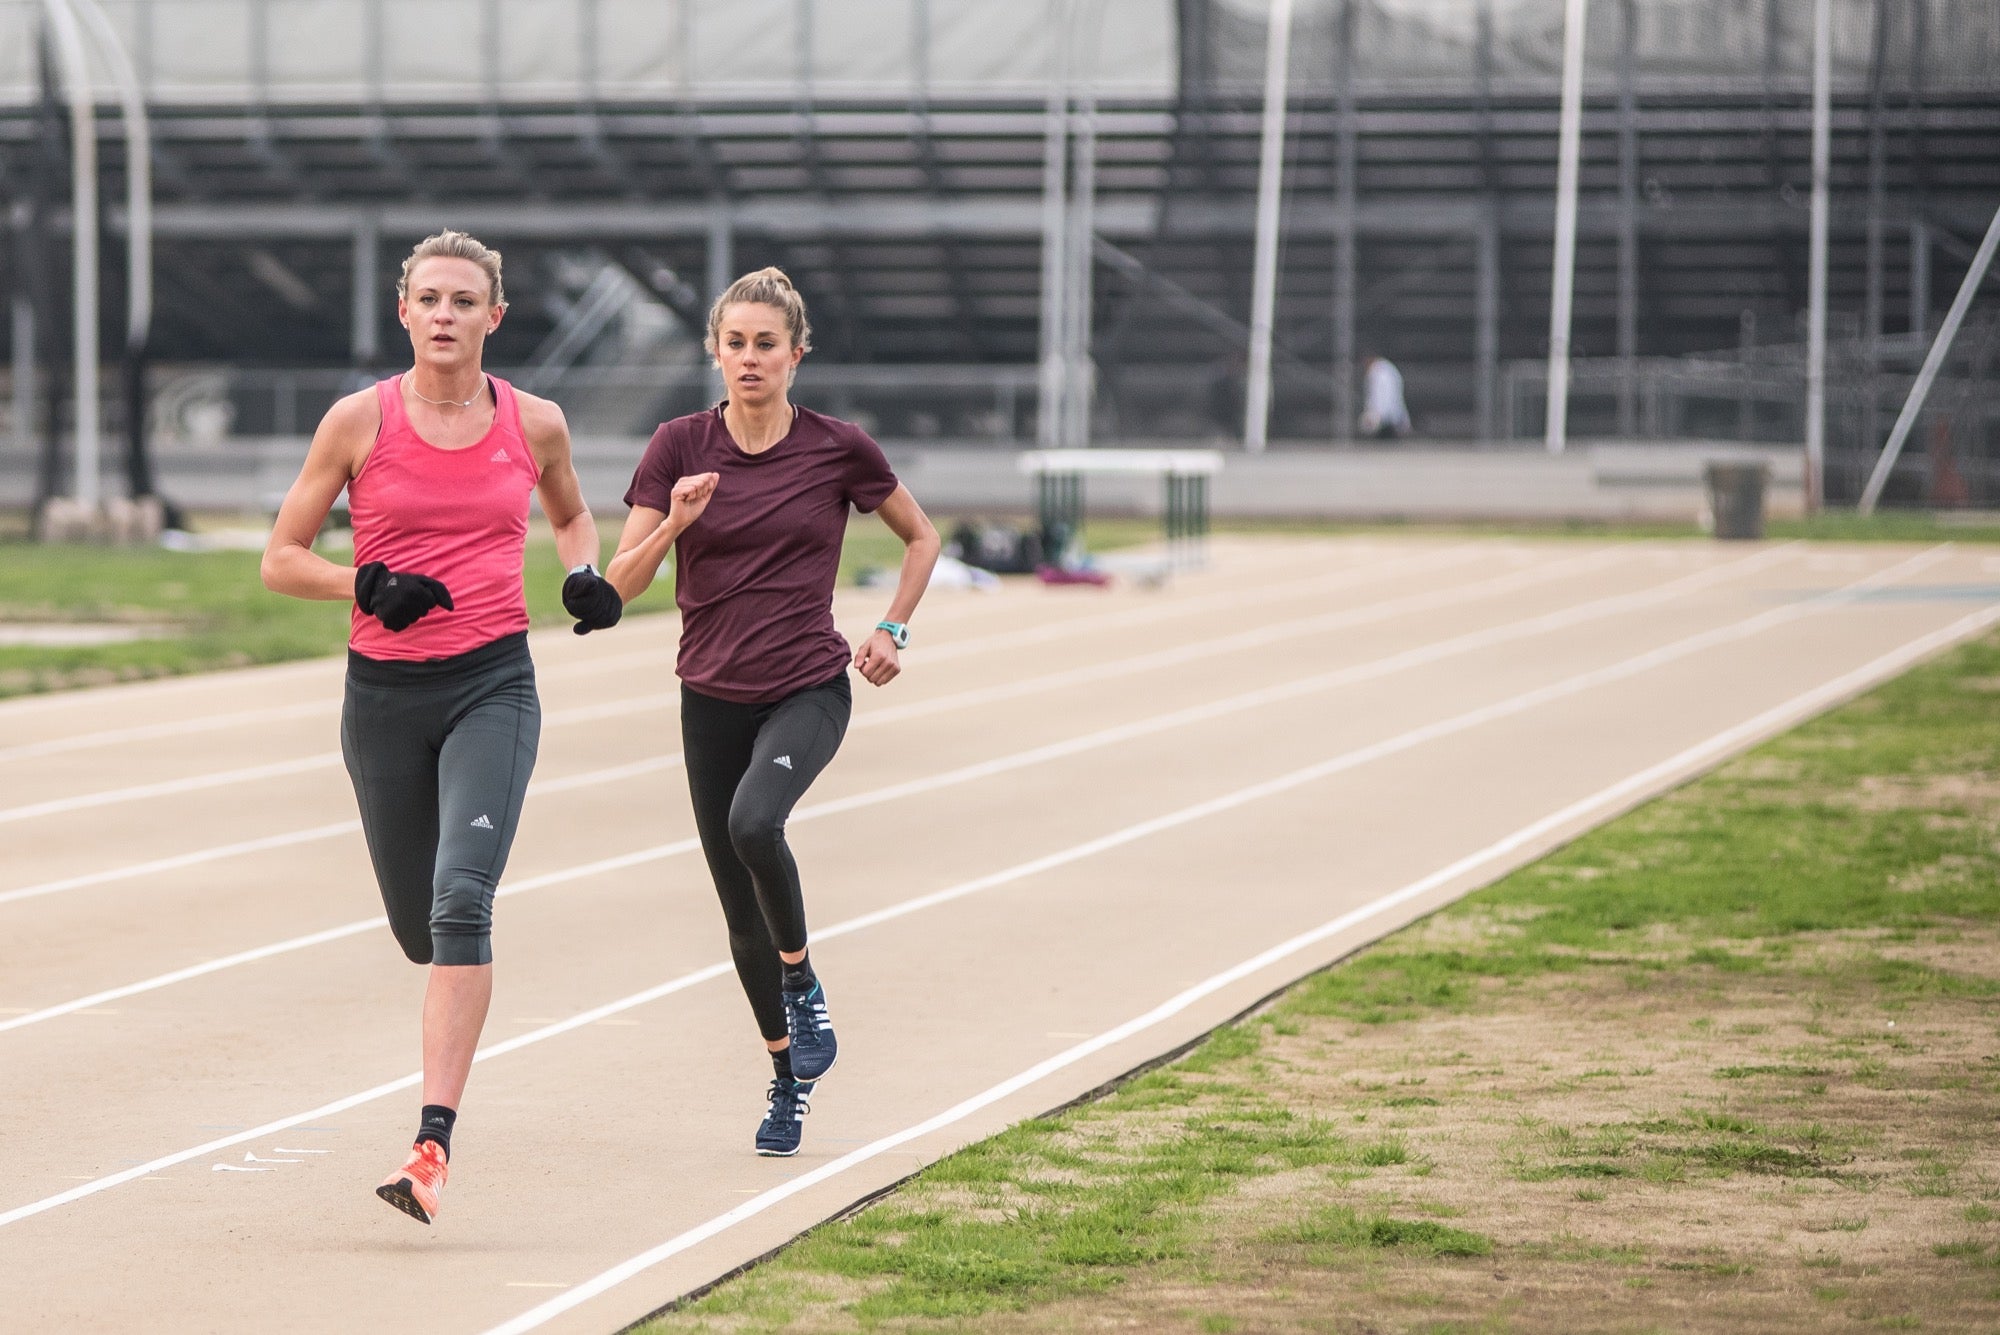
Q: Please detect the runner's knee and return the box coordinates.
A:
[430,869,496,966]
[388,914,435,965]
[726,801,786,869]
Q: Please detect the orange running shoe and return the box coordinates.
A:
[376,1139,448,1224]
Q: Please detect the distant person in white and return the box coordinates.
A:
[1359,354,1410,439]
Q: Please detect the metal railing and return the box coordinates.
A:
[126,362,1046,448]
[1503,318,2000,507]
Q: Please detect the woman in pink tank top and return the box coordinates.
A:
[261,231,622,1225]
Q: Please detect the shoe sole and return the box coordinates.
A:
[375,1178,434,1225]
[755,1144,801,1157]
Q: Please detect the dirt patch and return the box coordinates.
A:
[975,936,2000,1334]
[1844,774,2000,814]
[652,935,2000,1335]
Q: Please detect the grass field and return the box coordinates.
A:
[641,627,2000,1333]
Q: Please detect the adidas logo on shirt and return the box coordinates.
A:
[773,756,793,770]
[489,448,509,463]
[470,814,495,829]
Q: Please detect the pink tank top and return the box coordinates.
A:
[347,374,541,661]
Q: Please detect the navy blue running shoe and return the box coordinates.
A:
[782,980,838,1081]
[755,1076,814,1157]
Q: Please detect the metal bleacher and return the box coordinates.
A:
[1,0,1997,450]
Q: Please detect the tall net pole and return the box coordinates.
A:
[1543,0,1588,454]
[1244,0,1294,454]
[1036,0,1074,451]
[40,0,99,512]
[1805,0,1831,513]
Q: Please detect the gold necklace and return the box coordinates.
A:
[409,379,485,409]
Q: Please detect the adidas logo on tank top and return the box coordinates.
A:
[489,448,509,463]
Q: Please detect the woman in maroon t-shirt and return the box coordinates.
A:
[608,268,940,1157]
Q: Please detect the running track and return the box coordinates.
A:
[3,535,1997,1333]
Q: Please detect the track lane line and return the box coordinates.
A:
[0,541,1786,1000]
[0,543,1479,764]
[536,543,1505,729]
[0,549,1950,1225]
[481,590,2000,1335]
[0,546,1507,820]
[0,539,1817,1045]
[0,543,1642,873]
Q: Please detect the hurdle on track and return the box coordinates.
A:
[1017,449,1225,570]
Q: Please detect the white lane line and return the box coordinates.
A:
[888,541,1493,666]
[0,545,1489,795]
[0,552,1960,1229]
[482,593,2000,1335]
[0,913,390,1033]
[0,755,347,826]
[541,544,1504,731]
[0,822,365,910]
[0,656,341,716]
[0,701,336,766]
[0,540,1435,761]
[0,543,1640,879]
[0,543,1792,1015]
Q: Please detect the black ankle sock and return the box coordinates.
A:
[771,1047,794,1082]
[780,953,816,992]
[416,1104,457,1161]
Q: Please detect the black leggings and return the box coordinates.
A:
[681,672,852,1042]
[341,633,541,967]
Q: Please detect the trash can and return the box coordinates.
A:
[1705,460,1769,540]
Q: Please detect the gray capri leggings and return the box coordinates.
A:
[340,631,541,967]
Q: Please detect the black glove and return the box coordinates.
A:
[562,563,623,635]
[353,561,454,633]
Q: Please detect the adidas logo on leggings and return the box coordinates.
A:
[773,756,793,770]
[469,814,494,829]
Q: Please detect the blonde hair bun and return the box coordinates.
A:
[706,268,813,359]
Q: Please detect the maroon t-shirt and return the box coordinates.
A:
[624,403,899,703]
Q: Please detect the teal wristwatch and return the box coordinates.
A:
[875,620,910,649]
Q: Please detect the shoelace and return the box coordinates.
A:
[786,990,832,1040]
[765,1079,813,1123]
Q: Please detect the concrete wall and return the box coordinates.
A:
[0,438,1805,527]
[883,441,1806,524]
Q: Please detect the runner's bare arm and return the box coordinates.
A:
[854,483,941,686]
[520,391,602,572]
[260,389,379,601]
[605,472,718,603]
[871,485,940,626]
